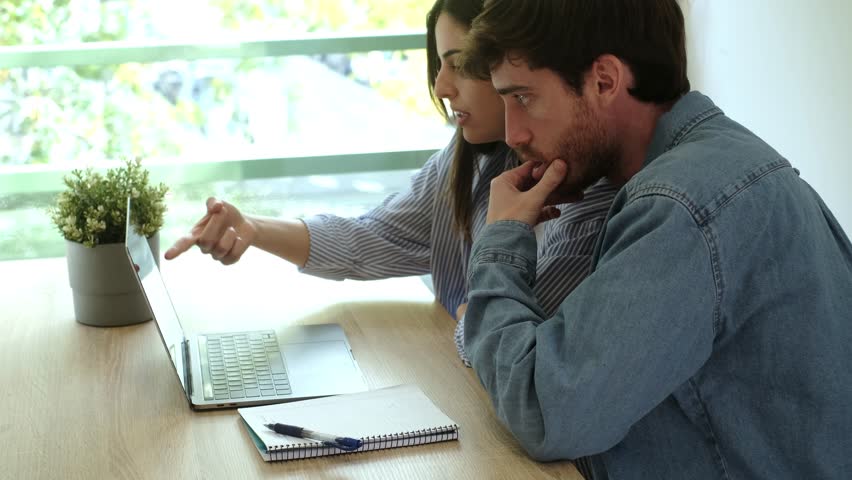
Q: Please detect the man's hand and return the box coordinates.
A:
[164,197,257,265]
[486,160,580,225]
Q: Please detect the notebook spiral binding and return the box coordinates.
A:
[268,425,460,461]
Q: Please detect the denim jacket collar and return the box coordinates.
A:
[643,91,723,168]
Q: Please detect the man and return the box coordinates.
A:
[458,1,852,479]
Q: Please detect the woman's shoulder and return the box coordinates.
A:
[425,133,463,172]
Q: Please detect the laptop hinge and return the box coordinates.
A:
[182,338,193,400]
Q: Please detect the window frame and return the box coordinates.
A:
[0,31,438,191]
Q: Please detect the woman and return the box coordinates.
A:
[165,0,617,365]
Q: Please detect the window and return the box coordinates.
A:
[0,1,452,261]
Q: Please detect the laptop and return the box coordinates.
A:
[124,200,368,410]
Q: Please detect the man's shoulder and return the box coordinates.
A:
[623,115,793,221]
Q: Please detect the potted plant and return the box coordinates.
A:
[49,158,168,327]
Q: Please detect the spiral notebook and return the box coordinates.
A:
[237,384,459,461]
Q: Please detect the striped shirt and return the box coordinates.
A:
[301,140,618,365]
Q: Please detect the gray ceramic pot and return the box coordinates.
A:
[65,233,159,327]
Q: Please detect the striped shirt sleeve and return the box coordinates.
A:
[535,177,619,315]
[299,148,449,281]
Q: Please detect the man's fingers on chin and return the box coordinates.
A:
[527,162,566,201]
[540,159,567,185]
[516,179,533,192]
[514,161,536,174]
[503,161,535,184]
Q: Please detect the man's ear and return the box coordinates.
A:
[587,54,625,108]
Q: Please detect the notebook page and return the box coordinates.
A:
[238,384,457,451]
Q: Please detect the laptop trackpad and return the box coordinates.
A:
[282,341,365,395]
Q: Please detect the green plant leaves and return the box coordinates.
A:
[48,158,168,247]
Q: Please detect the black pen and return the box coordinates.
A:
[264,423,363,451]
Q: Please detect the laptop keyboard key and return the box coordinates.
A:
[268,353,286,374]
[201,331,289,404]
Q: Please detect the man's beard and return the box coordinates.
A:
[514,106,619,196]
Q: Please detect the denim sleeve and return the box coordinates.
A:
[464,195,717,461]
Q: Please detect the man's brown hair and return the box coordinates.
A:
[460,0,690,103]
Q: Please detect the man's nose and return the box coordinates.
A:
[504,114,532,149]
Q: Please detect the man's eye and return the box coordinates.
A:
[515,94,530,106]
[439,62,459,73]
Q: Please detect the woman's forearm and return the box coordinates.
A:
[247,216,310,268]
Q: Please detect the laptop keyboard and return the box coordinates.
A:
[198,332,291,401]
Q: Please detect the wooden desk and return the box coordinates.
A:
[0,250,580,479]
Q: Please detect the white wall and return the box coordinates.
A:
[680,0,852,234]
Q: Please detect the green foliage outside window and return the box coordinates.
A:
[0,0,435,166]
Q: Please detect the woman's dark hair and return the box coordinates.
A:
[426,0,498,242]
[460,0,690,104]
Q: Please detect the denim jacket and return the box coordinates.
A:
[464,92,852,479]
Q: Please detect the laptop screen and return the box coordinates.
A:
[125,199,188,393]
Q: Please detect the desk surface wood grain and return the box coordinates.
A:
[0,249,580,480]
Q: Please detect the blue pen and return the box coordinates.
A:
[264,423,363,451]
